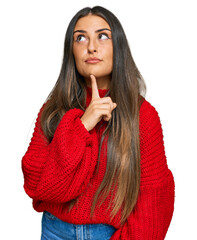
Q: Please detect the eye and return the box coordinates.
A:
[76,35,86,42]
[98,33,110,40]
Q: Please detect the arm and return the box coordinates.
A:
[110,100,175,239]
[22,105,99,203]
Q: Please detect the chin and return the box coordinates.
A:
[82,71,112,79]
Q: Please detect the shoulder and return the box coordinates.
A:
[139,99,159,120]
[139,98,161,124]
[139,99,164,141]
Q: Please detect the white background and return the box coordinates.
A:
[0,0,196,239]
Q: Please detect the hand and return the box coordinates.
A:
[80,75,117,131]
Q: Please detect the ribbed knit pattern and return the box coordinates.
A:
[22,87,175,239]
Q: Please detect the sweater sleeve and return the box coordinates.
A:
[110,100,175,240]
[22,105,99,203]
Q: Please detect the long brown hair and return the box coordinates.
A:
[40,6,146,226]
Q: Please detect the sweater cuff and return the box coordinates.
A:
[75,117,94,146]
[68,108,94,146]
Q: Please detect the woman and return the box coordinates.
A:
[22,6,175,240]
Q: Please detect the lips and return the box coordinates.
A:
[85,57,102,63]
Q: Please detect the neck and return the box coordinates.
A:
[86,86,109,104]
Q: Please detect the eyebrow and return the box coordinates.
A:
[73,28,111,34]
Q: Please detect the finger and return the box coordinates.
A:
[96,109,112,120]
[93,103,112,111]
[113,103,117,109]
[95,97,117,110]
[90,74,100,100]
[103,113,112,121]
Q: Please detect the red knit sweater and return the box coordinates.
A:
[22,87,175,239]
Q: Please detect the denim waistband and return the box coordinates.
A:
[41,211,116,240]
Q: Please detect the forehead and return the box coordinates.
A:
[74,15,110,31]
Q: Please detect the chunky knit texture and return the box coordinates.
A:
[22,87,175,239]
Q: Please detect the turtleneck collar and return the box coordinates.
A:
[86,86,110,107]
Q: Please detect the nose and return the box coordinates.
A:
[87,38,97,53]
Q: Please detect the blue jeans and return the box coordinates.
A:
[41,211,116,240]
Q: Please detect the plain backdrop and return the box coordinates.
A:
[1,0,196,239]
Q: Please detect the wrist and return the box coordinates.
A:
[80,118,90,132]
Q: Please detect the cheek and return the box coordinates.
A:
[73,46,86,64]
[103,44,113,59]
[73,51,82,72]
[105,48,113,67]
[73,48,80,63]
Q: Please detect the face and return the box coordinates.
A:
[73,14,113,85]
